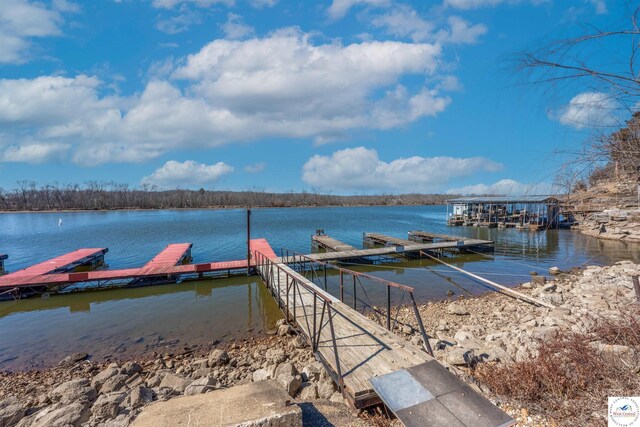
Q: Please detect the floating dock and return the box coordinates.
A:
[408,230,459,243]
[364,232,414,247]
[312,234,356,252]
[0,240,274,298]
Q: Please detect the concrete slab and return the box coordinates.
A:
[131,380,302,427]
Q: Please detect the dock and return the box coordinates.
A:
[0,240,274,298]
[253,247,513,424]
[364,232,414,247]
[144,243,192,268]
[312,234,356,252]
[408,230,459,243]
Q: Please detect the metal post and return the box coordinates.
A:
[410,292,433,357]
[323,265,327,291]
[386,285,391,331]
[312,294,317,347]
[327,305,343,391]
[293,277,297,321]
[339,271,344,302]
[246,209,251,275]
[633,276,640,302]
[352,275,357,310]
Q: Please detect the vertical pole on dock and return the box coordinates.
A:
[323,265,327,291]
[352,275,357,310]
[246,209,251,276]
[386,285,391,331]
[339,271,344,302]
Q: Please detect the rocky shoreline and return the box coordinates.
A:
[2,262,639,426]
[0,323,357,427]
[573,208,640,243]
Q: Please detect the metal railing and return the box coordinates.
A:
[253,250,346,391]
[280,249,434,357]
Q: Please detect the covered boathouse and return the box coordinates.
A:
[446,195,562,230]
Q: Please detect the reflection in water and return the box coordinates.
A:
[0,276,281,371]
[0,205,637,370]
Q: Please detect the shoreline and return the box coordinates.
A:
[0,202,443,215]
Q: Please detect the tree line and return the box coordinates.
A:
[0,181,453,211]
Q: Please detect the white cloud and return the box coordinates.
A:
[371,5,433,42]
[156,10,201,34]
[152,0,233,9]
[558,92,620,129]
[447,179,552,195]
[1,143,70,163]
[443,0,548,9]
[251,0,278,8]
[437,16,487,44]
[244,162,266,173]
[366,6,486,45]
[302,147,502,192]
[0,0,67,64]
[587,0,607,14]
[221,13,254,39]
[327,0,390,20]
[141,160,234,188]
[0,30,453,165]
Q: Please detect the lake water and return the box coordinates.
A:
[0,205,638,370]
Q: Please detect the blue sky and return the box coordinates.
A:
[0,0,626,195]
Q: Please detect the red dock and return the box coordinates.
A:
[1,248,107,282]
[0,239,274,297]
[144,243,192,268]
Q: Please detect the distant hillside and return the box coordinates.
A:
[0,184,455,211]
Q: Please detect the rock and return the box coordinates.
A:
[0,397,25,427]
[288,335,306,350]
[91,392,126,421]
[301,362,322,383]
[265,348,286,365]
[453,330,474,343]
[252,368,272,382]
[274,362,298,378]
[58,352,89,367]
[520,282,533,289]
[91,366,122,391]
[208,349,230,366]
[446,303,469,315]
[122,361,143,375]
[401,325,414,335]
[329,392,344,403]
[127,386,155,409]
[444,348,475,366]
[299,383,318,400]
[100,374,129,394]
[549,267,561,275]
[277,324,294,336]
[317,379,337,399]
[49,379,97,405]
[276,374,302,397]
[184,376,218,396]
[18,402,90,427]
[410,335,424,347]
[531,276,547,285]
[542,283,557,293]
[159,373,191,393]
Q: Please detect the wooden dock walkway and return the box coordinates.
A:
[312,235,356,252]
[253,247,514,425]
[408,230,459,243]
[364,232,414,247]
[253,249,432,408]
[284,238,494,263]
[144,243,192,268]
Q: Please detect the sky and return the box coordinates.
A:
[0,0,630,195]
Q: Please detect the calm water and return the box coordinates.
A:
[0,205,638,370]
